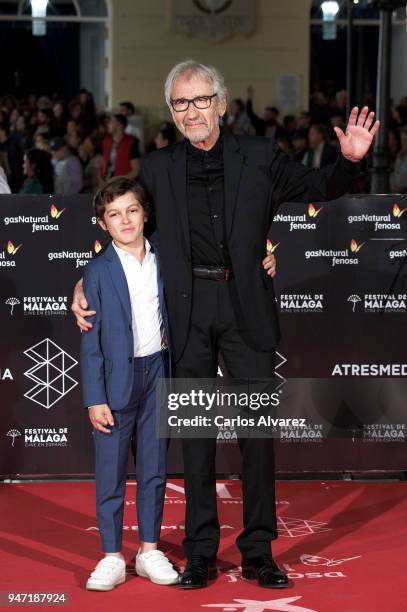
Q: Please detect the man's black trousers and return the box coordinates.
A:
[174,278,277,560]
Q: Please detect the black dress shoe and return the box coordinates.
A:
[179,555,217,589]
[241,555,289,588]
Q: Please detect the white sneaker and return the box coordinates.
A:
[86,556,126,591]
[135,549,179,585]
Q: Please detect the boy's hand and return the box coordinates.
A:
[71,278,96,331]
[88,404,115,433]
[262,253,276,277]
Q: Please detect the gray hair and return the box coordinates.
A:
[164,60,228,108]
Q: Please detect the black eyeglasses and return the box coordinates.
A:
[170,93,218,112]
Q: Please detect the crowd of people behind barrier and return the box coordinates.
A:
[0,86,406,196]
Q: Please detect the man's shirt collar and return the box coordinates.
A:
[186,129,223,160]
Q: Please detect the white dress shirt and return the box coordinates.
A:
[113,240,163,357]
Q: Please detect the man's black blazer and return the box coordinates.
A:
[140,133,358,363]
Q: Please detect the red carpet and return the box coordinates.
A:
[1,480,406,611]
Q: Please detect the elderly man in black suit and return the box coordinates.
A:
[72,60,379,590]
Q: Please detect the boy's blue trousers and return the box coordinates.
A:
[93,349,168,551]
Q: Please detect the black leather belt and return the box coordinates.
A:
[192,265,234,281]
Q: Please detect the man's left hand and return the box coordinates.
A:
[262,253,276,277]
[334,106,380,162]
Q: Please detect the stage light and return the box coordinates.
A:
[321,1,340,40]
[31,0,48,37]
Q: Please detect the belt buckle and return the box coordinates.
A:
[214,267,226,281]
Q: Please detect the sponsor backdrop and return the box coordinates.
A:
[1,194,406,477]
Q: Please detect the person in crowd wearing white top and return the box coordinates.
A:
[50,137,83,194]
[302,123,339,169]
[0,164,11,193]
[119,101,145,154]
[80,177,178,591]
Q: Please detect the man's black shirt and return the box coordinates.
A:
[186,133,231,266]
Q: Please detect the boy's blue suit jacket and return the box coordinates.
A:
[80,239,171,410]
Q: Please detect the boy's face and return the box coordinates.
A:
[98,191,147,249]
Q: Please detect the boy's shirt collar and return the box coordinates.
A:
[112,238,152,262]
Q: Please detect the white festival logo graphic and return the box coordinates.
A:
[277,517,330,538]
[347,294,361,312]
[5,297,20,315]
[300,553,361,566]
[275,351,287,391]
[6,429,21,447]
[202,595,317,612]
[24,338,78,409]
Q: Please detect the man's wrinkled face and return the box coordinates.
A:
[170,73,226,144]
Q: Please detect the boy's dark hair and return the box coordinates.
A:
[93,176,150,219]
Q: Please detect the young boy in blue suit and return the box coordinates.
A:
[81,176,178,590]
